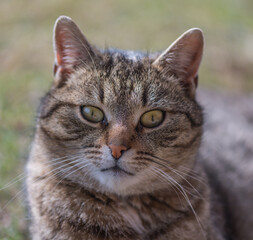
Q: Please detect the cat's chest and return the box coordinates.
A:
[73,190,186,238]
[28,166,207,240]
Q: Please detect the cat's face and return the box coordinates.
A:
[38,16,203,195]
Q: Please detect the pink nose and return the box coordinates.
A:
[108,144,127,159]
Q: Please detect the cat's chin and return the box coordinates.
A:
[93,168,144,195]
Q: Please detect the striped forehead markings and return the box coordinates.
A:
[98,78,104,104]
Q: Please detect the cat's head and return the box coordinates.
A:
[37,16,204,196]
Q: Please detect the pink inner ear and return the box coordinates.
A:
[56,52,62,65]
[53,53,63,76]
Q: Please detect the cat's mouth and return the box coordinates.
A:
[101,166,134,176]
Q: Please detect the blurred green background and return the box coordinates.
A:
[0,0,253,239]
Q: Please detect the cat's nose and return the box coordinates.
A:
[108,144,127,160]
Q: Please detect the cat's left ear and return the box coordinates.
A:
[53,16,99,86]
[152,28,204,98]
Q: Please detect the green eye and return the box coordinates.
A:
[81,106,104,123]
[140,110,164,128]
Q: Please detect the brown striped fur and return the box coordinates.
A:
[26,16,252,240]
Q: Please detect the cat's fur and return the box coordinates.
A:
[26,16,253,240]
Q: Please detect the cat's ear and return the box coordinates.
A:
[152,28,204,98]
[53,16,98,86]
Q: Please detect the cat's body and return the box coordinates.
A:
[26,16,253,240]
[198,90,253,240]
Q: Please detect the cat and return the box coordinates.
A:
[26,16,253,240]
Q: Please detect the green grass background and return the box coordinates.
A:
[0,0,253,238]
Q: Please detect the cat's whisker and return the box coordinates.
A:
[171,167,207,191]
[162,166,204,200]
[61,144,102,151]
[144,160,205,231]
[0,157,84,212]
[9,160,94,222]
[152,166,192,205]
[50,162,93,193]
[37,156,97,191]
[139,154,204,199]
[135,155,203,200]
[174,164,206,179]
[173,168,206,185]
[1,157,91,209]
[0,172,26,191]
[42,156,85,177]
[55,160,91,177]
[147,168,184,206]
[0,154,88,193]
[1,159,96,223]
[151,167,185,206]
[43,150,100,168]
[48,152,100,166]
[137,152,206,184]
[29,152,73,163]
[32,159,91,192]
[39,155,96,183]
[0,153,91,199]
[153,166,206,240]
[49,153,83,164]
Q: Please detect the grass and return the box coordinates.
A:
[0,0,253,238]
[0,71,49,239]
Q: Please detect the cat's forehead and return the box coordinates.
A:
[69,56,179,113]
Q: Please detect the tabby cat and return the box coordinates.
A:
[26,16,253,240]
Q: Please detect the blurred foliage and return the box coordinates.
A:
[0,0,253,238]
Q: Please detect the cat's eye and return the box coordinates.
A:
[140,110,164,128]
[81,106,104,123]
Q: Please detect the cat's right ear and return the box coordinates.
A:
[53,16,98,86]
